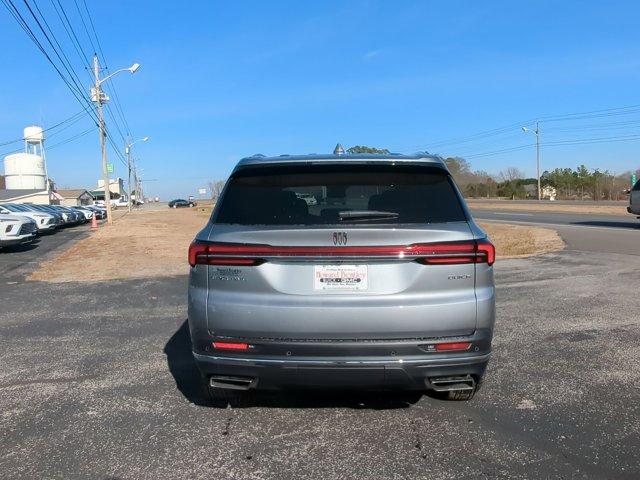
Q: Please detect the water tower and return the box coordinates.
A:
[3,126,49,190]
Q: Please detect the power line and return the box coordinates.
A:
[21,0,87,103]
[0,109,89,147]
[462,133,640,160]
[0,125,95,156]
[80,0,132,137]
[397,103,640,153]
[49,0,92,79]
[2,0,129,165]
[1,0,100,128]
[71,0,96,54]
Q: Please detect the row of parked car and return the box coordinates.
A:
[0,203,107,249]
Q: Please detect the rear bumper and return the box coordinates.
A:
[193,330,492,390]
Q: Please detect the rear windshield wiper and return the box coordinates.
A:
[338,210,400,221]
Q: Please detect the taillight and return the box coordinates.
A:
[188,241,264,267]
[435,342,472,352]
[476,239,496,266]
[188,241,207,267]
[188,239,495,266]
[212,341,250,351]
[415,240,495,266]
[414,242,478,265]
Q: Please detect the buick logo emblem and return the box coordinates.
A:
[333,232,348,246]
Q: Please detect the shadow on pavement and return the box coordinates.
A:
[164,320,423,410]
[1,241,40,253]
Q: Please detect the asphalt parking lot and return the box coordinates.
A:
[0,225,90,281]
[1,217,639,479]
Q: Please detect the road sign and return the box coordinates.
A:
[107,163,114,173]
[198,188,207,195]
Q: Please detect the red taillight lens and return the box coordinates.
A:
[415,240,495,266]
[476,239,495,266]
[189,241,264,267]
[414,242,478,265]
[435,342,472,352]
[212,341,250,351]
[188,239,496,266]
[188,241,208,267]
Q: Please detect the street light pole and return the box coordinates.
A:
[90,56,141,224]
[92,55,112,224]
[522,121,541,200]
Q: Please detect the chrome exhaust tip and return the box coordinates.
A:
[209,375,257,391]
[427,375,476,392]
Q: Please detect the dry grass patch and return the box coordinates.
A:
[28,210,564,282]
[478,221,564,258]
[28,209,207,283]
[467,200,627,216]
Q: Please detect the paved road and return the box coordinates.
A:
[472,209,640,256]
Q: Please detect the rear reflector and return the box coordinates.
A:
[435,342,472,352]
[188,239,496,267]
[212,341,250,351]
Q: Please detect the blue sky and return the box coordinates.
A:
[1,1,639,199]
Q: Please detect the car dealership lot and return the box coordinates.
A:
[0,225,90,282]
[1,221,639,479]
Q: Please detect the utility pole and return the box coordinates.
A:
[522,121,541,200]
[535,121,541,201]
[126,142,132,213]
[124,137,149,212]
[133,163,139,208]
[92,54,113,224]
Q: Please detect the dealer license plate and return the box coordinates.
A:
[314,265,368,291]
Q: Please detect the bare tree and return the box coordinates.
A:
[499,167,525,183]
[208,180,226,201]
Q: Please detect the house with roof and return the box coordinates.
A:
[0,188,62,205]
[56,189,94,206]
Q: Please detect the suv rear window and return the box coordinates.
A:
[214,164,467,225]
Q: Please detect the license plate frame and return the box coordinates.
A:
[313,264,368,291]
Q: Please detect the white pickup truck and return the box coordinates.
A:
[111,198,129,209]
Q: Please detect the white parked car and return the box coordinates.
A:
[0,204,57,232]
[0,214,37,248]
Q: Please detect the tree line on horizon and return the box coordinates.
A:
[444,156,636,200]
[344,147,637,200]
[206,146,638,201]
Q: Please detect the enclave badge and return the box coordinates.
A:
[333,232,348,246]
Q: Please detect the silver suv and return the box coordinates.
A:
[188,153,495,401]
